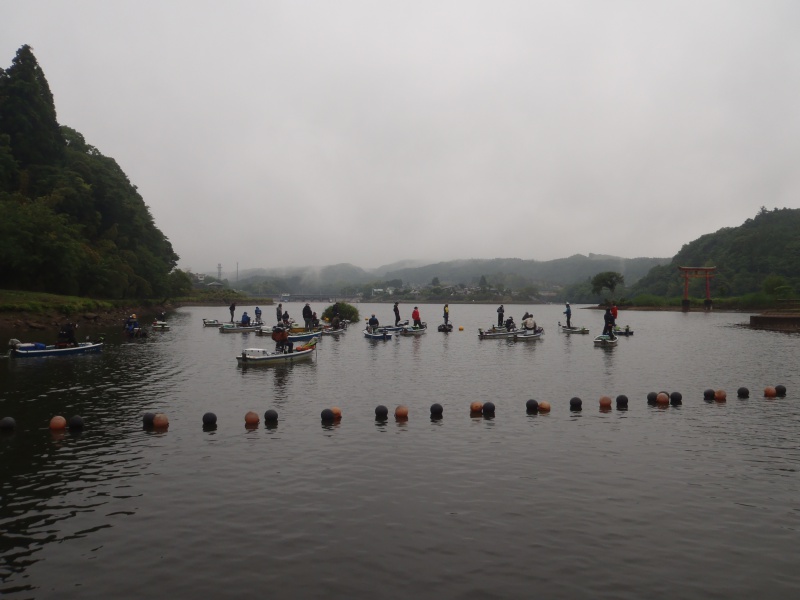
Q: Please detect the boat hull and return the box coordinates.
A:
[363,329,393,340]
[513,331,543,341]
[219,325,261,333]
[593,335,618,346]
[478,328,517,339]
[10,342,104,358]
[236,347,315,365]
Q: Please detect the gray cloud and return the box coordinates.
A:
[4,0,799,274]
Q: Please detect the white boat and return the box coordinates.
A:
[236,346,315,365]
[363,328,393,340]
[219,323,261,333]
[400,323,427,336]
[593,334,618,346]
[202,318,226,327]
[513,328,544,341]
[558,322,590,334]
[9,340,104,358]
[478,327,518,339]
[320,327,346,336]
[152,320,170,330]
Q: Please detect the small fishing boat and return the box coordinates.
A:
[593,334,618,347]
[363,328,393,340]
[558,322,590,334]
[400,323,427,336]
[288,331,322,343]
[320,327,346,336]
[202,318,226,327]
[9,339,104,358]
[219,324,261,333]
[513,327,544,341]
[236,346,315,365]
[478,327,518,339]
[152,320,170,331]
[613,325,634,336]
[374,320,409,333]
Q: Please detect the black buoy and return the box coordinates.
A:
[321,408,335,422]
[703,389,715,400]
[0,416,16,431]
[430,403,443,417]
[68,415,84,431]
[482,401,495,415]
[737,387,750,398]
[647,392,658,405]
[375,405,389,419]
[670,392,682,406]
[264,409,278,423]
[202,412,217,426]
[776,385,787,397]
[569,397,582,411]
[616,395,628,409]
[526,399,539,413]
[142,412,156,428]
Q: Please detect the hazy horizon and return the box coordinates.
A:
[4,1,800,273]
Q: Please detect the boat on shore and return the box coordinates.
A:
[8,339,104,358]
[558,322,590,334]
[236,346,315,365]
[593,334,618,346]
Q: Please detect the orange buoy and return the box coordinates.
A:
[538,401,551,413]
[458,326,464,331]
[395,405,408,419]
[656,392,669,405]
[49,415,67,430]
[331,406,342,420]
[599,396,612,408]
[764,386,777,398]
[470,401,484,413]
[714,389,727,402]
[245,411,259,425]
[153,413,169,429]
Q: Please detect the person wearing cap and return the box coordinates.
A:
[302,303,313,331]
[241,311,251,327]
[229,302,236,323]
[368,314,380,333]
[443,303,449,326]
[497,304,504,327]
[393,301,401,326]
[563,302,572,328]
[254,306,262,324]
[412,306,422,328]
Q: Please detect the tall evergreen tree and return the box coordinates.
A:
[0,45,65,167]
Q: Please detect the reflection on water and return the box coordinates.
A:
[1,303,799,599]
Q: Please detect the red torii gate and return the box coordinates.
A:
[678,266,716,311]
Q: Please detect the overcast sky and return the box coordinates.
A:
[3,1,800,275]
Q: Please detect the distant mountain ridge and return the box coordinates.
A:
[219,253,670,295]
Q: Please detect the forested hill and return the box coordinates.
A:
[0,45,187,299]
[630,207,800,297]
[383,255,669,287]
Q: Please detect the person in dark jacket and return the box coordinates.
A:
[229,302,236,323]
[602,308,616,338]
[497,304,504,327]
[302,303,313,330]
[368,314,380,332]
[393,302,401,326]
[563,302,572,328]
[276,303,283,324]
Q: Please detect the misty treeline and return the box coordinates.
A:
[0,45,191,299]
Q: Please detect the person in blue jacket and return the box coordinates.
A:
[563,302,572,328]
[254,306,262,324]
[241,311,251,326]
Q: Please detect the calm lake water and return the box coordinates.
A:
[1,303,799,599]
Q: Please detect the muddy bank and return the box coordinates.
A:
[0,305,172,332]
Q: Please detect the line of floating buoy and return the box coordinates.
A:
[0,385,792,435]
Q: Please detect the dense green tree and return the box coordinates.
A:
[0,45,65,167]
[0,45,179,299]
[591,271,625,296]
[321,302,360,324]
